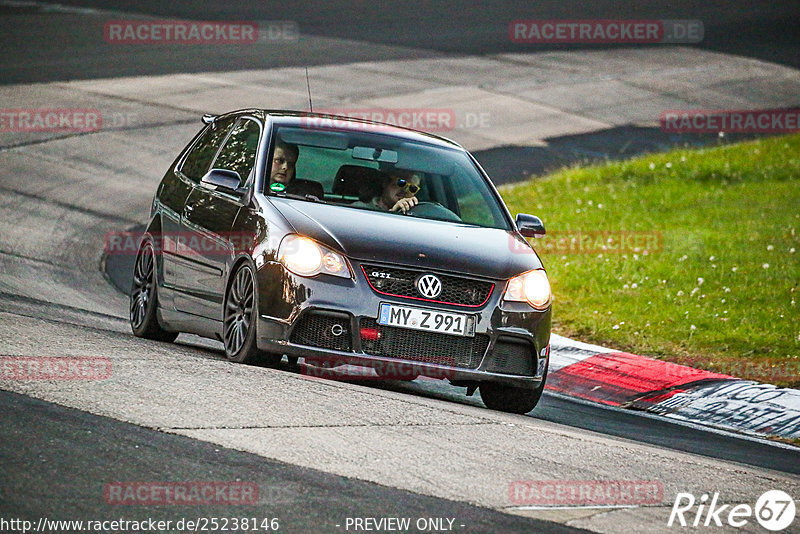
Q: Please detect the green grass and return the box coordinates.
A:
[500,134,800,387]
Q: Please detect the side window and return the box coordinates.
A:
[212,119,261,186]
[180,117,235,182]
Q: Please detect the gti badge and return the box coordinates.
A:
[416,274,442,299]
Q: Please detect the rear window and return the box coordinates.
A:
[212,118,261,186]
[180,117,236,182]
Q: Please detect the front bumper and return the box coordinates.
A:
[255,259,551,389]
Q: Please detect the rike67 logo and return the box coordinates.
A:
[668,490,796,531]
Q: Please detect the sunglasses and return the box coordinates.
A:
[394,177,420,194]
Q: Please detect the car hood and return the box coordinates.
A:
[270,199,543,280]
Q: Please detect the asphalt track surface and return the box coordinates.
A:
[2,1,798,180]
[2,389,585,533]
[2,2,800,533]
[1,0,799,84]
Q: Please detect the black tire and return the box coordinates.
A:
[223,262,279,366]
[130,238,178,342]
[480,364,548,414]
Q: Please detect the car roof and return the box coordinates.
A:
[212,109,465,151]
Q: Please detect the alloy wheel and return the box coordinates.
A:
[130,242,155,329]
[224,265,255,356]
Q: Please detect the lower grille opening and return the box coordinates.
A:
[484,337,535,376]
[359,318,489,369]
[290,312,352,352]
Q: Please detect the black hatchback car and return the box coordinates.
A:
[130,110,552,413]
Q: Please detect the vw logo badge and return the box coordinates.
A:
[416,274,442,299]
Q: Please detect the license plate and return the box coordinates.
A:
[378,303,475,337]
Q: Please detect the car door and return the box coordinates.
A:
[159,116,236,306]
[174,116,262,320]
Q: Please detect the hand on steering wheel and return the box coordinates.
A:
[389,196,419,214]
[403,201,463,222]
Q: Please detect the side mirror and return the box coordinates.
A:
[515,213,546,238]
[201,168,243,193]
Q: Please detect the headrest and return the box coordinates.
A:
[333,165,387,201]
[285,179,324,200]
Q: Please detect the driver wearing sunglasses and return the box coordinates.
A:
[372,169,422,213]
[352,168,422,213]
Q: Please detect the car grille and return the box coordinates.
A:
[359,318,489,369]
[361,265,494,307]
[484,337,535,376]
[290,312,352,352]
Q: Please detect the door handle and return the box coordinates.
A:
[183,203,194,217]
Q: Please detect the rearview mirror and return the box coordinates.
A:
[515,213,546,238]
[352,146,399,163]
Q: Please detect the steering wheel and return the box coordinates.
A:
[405,201,462,222]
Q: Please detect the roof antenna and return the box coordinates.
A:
[305,67,313,113]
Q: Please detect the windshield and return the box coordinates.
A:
[264,126,511,230]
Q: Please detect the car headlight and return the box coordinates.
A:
[504,269,551,310]
[278,234,351,278]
